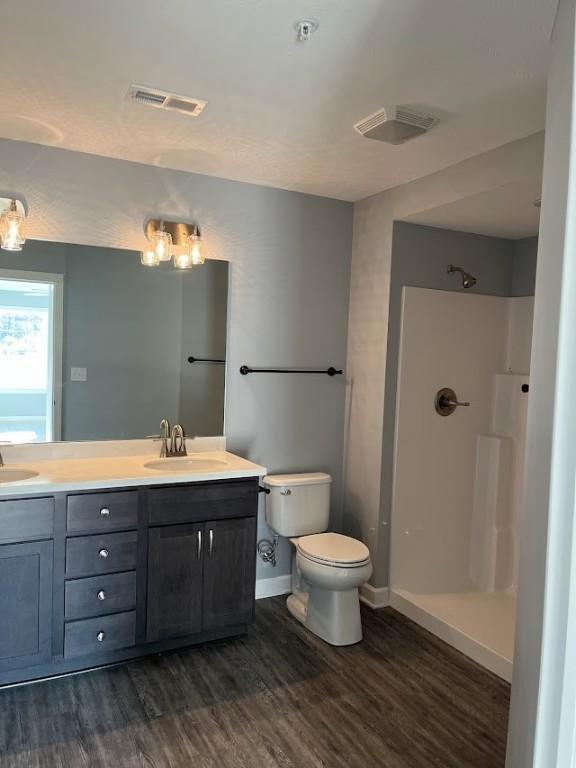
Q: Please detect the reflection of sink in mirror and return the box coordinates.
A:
[144,457,229,472]
[0,468,39,483]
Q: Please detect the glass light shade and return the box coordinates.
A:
[152,229,172,262]
[0,201,26,252]
[140,250,160,267]
[173,251,194,269]
[188,229,204,265]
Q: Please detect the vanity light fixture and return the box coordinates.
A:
[140,250,160,267]
[173,251,194,270]
[0,198,27,252]
[151,224,172,262]
[188,225,204,266]
[142,218,205,269]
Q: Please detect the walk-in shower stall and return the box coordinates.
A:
[390,287,534,680]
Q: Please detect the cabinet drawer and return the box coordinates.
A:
[0,498,54,544]
[148,481,258,525]
[66,531,138,578]
[64,611,136,658]
[67,491,138,534]
[65,571,137,620]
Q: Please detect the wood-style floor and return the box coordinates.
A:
[0,597,510,768]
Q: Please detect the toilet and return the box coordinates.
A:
[263,472,372,646]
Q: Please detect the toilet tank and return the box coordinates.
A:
[263,472,332,537]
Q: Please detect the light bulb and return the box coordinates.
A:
[152,229,172,262]
[0,200,26,252]
[188,226,204,265]
[141,250,160,267]
[173,251,193,269]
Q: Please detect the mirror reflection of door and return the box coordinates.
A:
[0,270,63,443]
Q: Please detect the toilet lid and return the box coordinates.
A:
[297,533,370,566]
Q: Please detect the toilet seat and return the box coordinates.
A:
[297,532,370,569]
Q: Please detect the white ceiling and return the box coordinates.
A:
[0,0,556,201]
[403,139,544,239]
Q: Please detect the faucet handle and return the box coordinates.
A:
[170,424,187,456]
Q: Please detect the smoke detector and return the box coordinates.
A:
[354,106,437,145]
[126,85,207,117]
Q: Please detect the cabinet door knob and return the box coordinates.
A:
[96,631,106,642]
[100,507,110,516]
[98,548,109,559]
[97,590,106,601]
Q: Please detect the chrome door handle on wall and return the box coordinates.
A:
[435,387,471,417]
[209,529,214,559]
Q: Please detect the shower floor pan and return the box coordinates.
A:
[390,588,515,682]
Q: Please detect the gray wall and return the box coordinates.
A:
[373,221,535,587]
[0,138,353,582]
[178,261,228,436]
[512,236,539,296]
[63,244,185,440]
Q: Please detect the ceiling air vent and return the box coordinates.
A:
[354,105,437,145]
[126,85,207,117]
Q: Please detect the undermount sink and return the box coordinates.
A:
[144,456,229,472]
[0,468,39,484]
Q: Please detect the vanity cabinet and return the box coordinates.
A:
[0,477,258,687]
[0,540,53,672]
[146,516,256,642]
[202,517,256,629]
[146,523,204,641]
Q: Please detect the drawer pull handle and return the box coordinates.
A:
[98,548,109,559]
[97,590,106,601]
[209,529,214,559]
[197,529,202,560]
[96,631,106,643]
[100,507,110,516]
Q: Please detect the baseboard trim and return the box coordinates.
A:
[360,583,390,609]
[256,574,292,600]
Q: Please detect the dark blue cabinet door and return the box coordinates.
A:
[0,540,53,671]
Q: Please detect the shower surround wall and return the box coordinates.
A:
[343,135,543,602]
[390,287,533,679]
[370,222,537,590]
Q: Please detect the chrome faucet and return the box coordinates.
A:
[159,419,170,458]
[150,420,186,458]
[168,424,187,457]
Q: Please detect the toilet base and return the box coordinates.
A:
[286,587,363,646]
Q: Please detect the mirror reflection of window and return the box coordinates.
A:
[0,273,63,443]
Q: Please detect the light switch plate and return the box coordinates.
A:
[71,367,87,382]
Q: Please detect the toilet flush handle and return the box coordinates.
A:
[280,489,292,496]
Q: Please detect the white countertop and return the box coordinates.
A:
[0,450,267,497]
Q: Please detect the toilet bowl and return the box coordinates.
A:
[263,473,372,646]
[289,533,372,645]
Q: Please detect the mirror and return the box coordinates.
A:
[0,240,228,442]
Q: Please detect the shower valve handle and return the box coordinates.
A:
[442,397,470,408]
[435,388,471,416]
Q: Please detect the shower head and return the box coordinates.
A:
[446,264,477,290]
